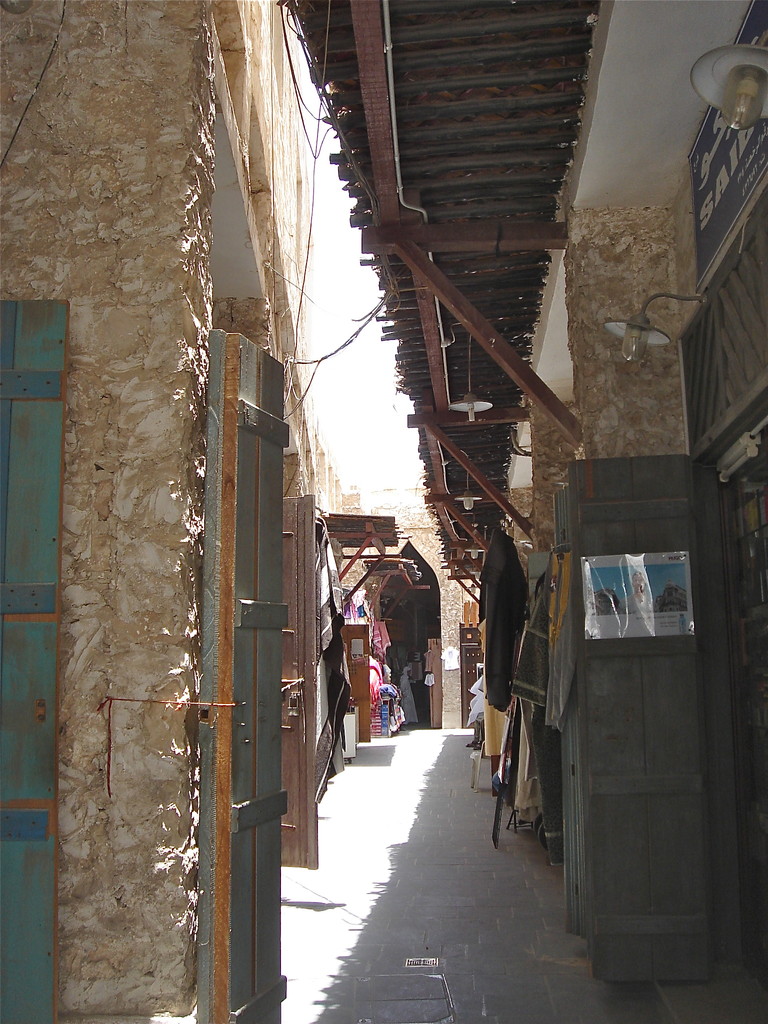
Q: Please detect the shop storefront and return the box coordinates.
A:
[682,181,768,984]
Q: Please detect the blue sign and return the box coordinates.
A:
[689,0,768,286]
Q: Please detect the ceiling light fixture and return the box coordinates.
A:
[449,334,492,420]
[691,31,768,131]
[604,291,706,362]
[458,470,481,512]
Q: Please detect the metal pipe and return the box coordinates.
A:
[381,0,453,403]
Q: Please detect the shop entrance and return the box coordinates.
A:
[376,541,442,730]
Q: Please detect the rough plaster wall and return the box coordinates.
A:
[1,0,214,1014]
[364,489,465,727]
[565,206,687,460]
[212,296,271,348]
[530,404,575,550]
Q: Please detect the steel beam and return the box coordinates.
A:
[394,240,582,448]
[425,421,533,538]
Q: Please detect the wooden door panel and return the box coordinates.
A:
[198,332,288,1024]
[570,455,710,982]
[0,299,66,1024]
[281,496,319,869]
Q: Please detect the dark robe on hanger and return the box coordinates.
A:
[479,528,528,711]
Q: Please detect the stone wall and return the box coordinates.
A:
[529,404,576,550]
[565,206,688,460]
[1,0,213,1015]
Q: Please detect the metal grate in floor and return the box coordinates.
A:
[354,973,454,1024]
[405,957,439,967]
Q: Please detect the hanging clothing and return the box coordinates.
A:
[480,529,528,710]
[314,519,351,802]
[369,658,383,705]
[531,703,563,865]
[399,666,418,724]
[441,646,460,671]
[511,574,550,707]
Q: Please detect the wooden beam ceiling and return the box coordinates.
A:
[349,0,401,223]
[363,220,568,254]
[394,240,582,449]
[425,422,533,538]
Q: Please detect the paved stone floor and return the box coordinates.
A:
[281,728,768,1024]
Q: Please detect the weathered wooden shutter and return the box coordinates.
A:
[0,300,67,1024]
[342,623,371,743]
[567,455,710,981]
[428,636,443,728]
[198,331,288,1024]
[281,495,319,869]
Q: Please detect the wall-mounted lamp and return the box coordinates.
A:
[717,413,768,481]
[691,32,768,131]
[717,431,761,482]
[604,291,706,362]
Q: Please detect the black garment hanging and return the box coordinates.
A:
[479,528,528,711]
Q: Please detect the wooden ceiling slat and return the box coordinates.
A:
[363,221,567,255]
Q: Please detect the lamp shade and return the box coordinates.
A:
[691,44,768,130]
[449,391,493,422]
[604,317,671,362]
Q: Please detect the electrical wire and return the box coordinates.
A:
[1,0,67,169]
[292,294,390,366]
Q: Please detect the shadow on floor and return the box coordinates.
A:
[300,733,672,1024]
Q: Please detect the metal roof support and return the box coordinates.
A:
[394,239,582,448]
[345,553,389,600]
[338,527,387,581]
[450,574,480,601]
[425,421,533,538]
[427,493,488,552]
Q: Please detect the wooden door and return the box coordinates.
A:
[281,495,319,869]
[459,625,482,727]
[198,332,288,1023]
[428,637,443,728]
[343,623,370,742]
[568,455,710,981]
[0,300,67,1023]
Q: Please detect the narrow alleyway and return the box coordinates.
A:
[281,728,768,1024]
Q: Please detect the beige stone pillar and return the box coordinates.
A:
[530,403,576,549]
[1,1,214,1015]
[565,207,687,460]
[212,296,271,348]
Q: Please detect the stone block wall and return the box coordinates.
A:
[565,206,688,461]
[1,0,214,1014]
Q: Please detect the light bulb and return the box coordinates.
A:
[722,64,768,130]
[622,323,648,362]
[462,493,475,511]
[467,402,476,422]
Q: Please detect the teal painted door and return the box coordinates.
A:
[1,300,67,1024]
[198,332,288,1023]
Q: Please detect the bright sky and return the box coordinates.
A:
[301,111,424,497]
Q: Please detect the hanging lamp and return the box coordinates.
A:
[449,334,492,421]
